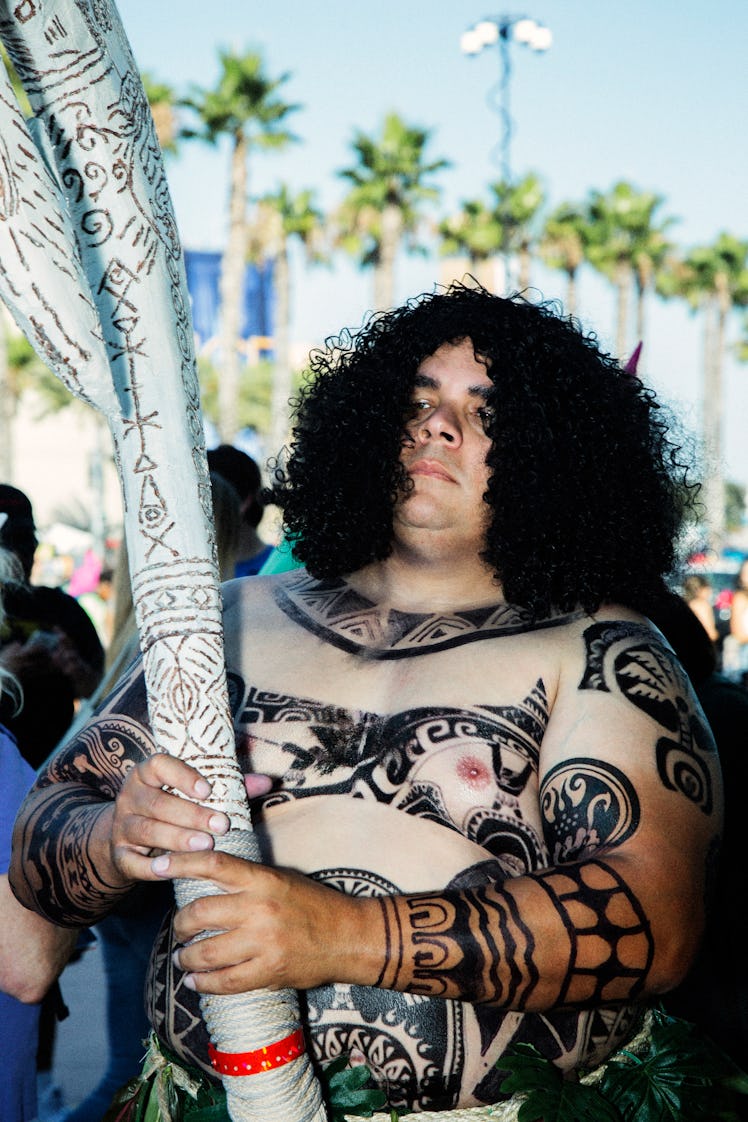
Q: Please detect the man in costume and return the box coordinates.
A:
[10,284,721,1114]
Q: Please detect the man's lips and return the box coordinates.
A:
[407,458,456,483]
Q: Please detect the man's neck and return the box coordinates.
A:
[347,538,503,616]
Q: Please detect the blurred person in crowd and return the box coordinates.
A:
[0,546,77,1122]
[725,559,748,685]
[0,485,38,581]
[76,566,114,648]
[207,444,273,576]
[209,469,242,579]
[683,573,719,643]
[0,484,105,767]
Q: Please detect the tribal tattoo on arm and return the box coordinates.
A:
[374,858,653,1010]
[10,666,156,926]
[372,623,716,1010]
[579,621,716,813]
[539,758,639,863]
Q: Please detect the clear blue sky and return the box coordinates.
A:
[121,0,748,493]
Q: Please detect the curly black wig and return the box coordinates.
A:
[267,281,695,618]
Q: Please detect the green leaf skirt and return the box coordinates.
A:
[104,1007,748,1122]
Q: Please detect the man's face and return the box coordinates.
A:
[395,338,494,555]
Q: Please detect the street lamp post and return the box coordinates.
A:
[460,15,552,186]
[460,15,551,292]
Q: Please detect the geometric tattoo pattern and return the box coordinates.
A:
[275,573,584,660]
[377,858,653,1015]
[533,860,654,1006]
[579,621,715,814]
[377,888,538,1009]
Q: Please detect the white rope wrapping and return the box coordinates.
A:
[362,1107,518,1122]
[174,828,326,1122]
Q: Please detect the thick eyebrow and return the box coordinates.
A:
[413,373,492,401]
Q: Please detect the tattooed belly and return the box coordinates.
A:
[146,800,642,1111]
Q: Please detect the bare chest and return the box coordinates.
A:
[224,575,577,873]
[231,673,551,878]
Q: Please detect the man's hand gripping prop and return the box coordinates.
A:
[0,3,325,1118]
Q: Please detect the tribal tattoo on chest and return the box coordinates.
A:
[230,673,551,873]
[274,573,584,659]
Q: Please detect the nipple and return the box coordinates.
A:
[457,754,491,789]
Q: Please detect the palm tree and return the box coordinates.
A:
[659,234,748,548]
[181,51,299,441]
[0,324,82,480]
[737,312,748,364]
[437,198,503,291]
[252,186,326,458]
[538,203,588,316]
[584,181,676,360]
[488,172,546,292]
[141,71,178,154]
[336,112,449,311]
[630,217,675,350]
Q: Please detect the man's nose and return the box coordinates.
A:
[416,405,461,445]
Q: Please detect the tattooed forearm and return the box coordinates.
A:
[11,786,130,925]
[9,670,156,924]
[579,621,715,813]
[376,887,537,1006]
[375,859,653,1010]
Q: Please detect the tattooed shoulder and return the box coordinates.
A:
[578,619,716,813]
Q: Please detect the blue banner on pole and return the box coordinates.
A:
[184,250,274,354]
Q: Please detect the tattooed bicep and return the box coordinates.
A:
[42,663,155,793]
[540,758,640,863]
[578,621,717,814]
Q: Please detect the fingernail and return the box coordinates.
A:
[152,854,171,874]
[194,778,211,798]
[171,949,181,970]
[183,974,196,991]
[188,834,212,851]
[208,814,229,835]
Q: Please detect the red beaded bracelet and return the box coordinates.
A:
[208,1028,307,1076]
